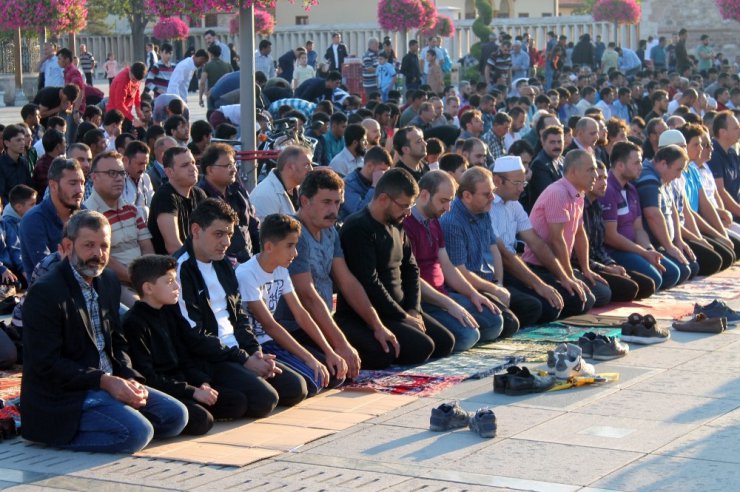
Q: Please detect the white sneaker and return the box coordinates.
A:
[554,344,596,380]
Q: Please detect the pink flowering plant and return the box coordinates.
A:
[419,0,438,32]
[229,8,275,34]
[378,0,425,32]
[153,17,190,40]
[146,0,317,17]
[0,0,87,33]
[419,14,456,38]
[591,0,642,24]
[715,0,740,21]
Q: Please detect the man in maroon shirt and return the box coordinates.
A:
[403,170,505,350]
[57,48,86,115]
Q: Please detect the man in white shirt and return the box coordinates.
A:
[255,40,275,78]
[167,49,208,100]
[329,124,366,177]
[39,42,64,88]
[594,87,614,120]
[251,146,312,220]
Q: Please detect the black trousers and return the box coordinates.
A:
[501,279,554,327]
[595,269,639,303]
[334,310,455,370]
[728,234,740,260]
[480,291,523,337]
[705,237,736,271]
[523,264,596,319]
[688,239,723,277]
[180,385,249,436]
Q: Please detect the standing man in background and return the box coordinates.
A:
[78,44,96,86]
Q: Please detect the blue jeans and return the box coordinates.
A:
[663,252,699,285]
[61,387,188,454]
[423,292,504,352]
[610,251,682,291]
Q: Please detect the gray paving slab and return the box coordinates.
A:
[703,405,740,428]
[605,345,705,369]
[656,329,736,351]
[652,423,740,464]
[382,478,521,492]
[673,349,740,373]
[590,454,740,492]
[514,412,700,453]
[626,367,740,400]
[572,388,740,425]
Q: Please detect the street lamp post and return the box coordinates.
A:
[239,1,257,190]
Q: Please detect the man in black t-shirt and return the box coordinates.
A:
[33,85,80,127]
[148,146,207,255]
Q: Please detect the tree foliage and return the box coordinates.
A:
[470,0,493,59]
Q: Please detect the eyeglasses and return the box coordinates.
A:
[390,196,414,212]
[501,177,529,187]
[211,161,236,169]
[94,170,127,178]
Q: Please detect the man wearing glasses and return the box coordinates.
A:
[85,150,154,306]
[198,143,259,264]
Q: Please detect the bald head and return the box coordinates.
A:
[575,117,599,149]
[361,118,381,146]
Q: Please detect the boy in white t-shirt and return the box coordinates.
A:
[236,214,346,395]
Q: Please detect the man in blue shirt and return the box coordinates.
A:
[340,146,391,221]
[439,166,535,336]
[708,111,740,220]
[295,72,342,103]
[19,158,84,278]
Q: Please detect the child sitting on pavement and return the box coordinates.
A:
[236,214,346,396]
[123,254,277,435]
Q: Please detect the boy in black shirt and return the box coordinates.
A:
[123,255,280,435]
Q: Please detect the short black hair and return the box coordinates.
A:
[200,142,234,172]
[56,47,72,60]
[162,146,189,168]
[191,197,238,230]
[145,124,166,144]
[164,115,187,136]
[21,103,39,120]
[124,140,150,159]
[131,62,147,80]
[363,145,392,166]
[114,133,135,152]
[259,214,301,248]
[191,120,213,143]
[41,128,66,153]
[374,167,419,200]
[83,105,103,120]
[207,44,222,57]
[343,123,366,147]
[82,127,105,147]
[129,255,178,296]
[439,153,468,174]
[9,184,36,206]
[2,124,24,143]
[299,168,344,201]
[48,157,82,183]
[103,109,125,126]
[214,123,238,139]
[330,112,348,125]
[47,116,67,130]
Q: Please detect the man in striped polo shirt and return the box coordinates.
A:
[85,150,154,306]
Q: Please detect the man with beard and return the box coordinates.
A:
[527,125,565,212]
[329,124,367,177]
[85,151,154,307]
[338,168,455,366]
[122,141,155,222]
[21,210,188,452]
[20,157,84,278]
[274,168,395,373]
[198,143,259,264]
[403,170,504,351]
[361,119,382,147]
[393,127,428,181]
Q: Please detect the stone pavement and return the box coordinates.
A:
[2,299,740,491]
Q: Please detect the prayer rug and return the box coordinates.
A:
[511,323,622,343]
[0,370,21,406]
[394,352,524,380]
[591,299,694,320]
[559,314,626,327]
[343,371,465,397]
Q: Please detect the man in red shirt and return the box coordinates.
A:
[108,62,148,126]
[57,48,86,115]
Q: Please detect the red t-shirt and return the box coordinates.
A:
[403,212,447,293]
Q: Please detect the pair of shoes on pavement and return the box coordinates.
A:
[621,313,670,344]
[673,312,727,333]
[694,299,740,325]
[494,366,556,395]
[546,343,596,380]
[429,402,496,438]
[578,332,629,360]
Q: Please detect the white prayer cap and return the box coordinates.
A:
[658,129,686,148]
[493,156,525,173]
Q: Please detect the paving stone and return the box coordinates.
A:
[591,454,740,491]
[514,412,699,453]
[446,439,642,486]
[703,405,740,428]
[658,330,736,351]
[627,368,740,400]
[199,460,412,491]
[673,350,740,373]
[573,388,739,425]
[381,478,519,491]
[653,424,740,463]
[607,345,705,369]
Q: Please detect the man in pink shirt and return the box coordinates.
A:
[522,149,611,317]
[108,62,148,126]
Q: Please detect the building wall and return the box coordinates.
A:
[640,0,739,52]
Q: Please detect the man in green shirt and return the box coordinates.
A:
[695,34,714,73]
[199,45,233,109]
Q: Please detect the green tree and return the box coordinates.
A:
[89,0,153,60]
[470,0,493,59]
